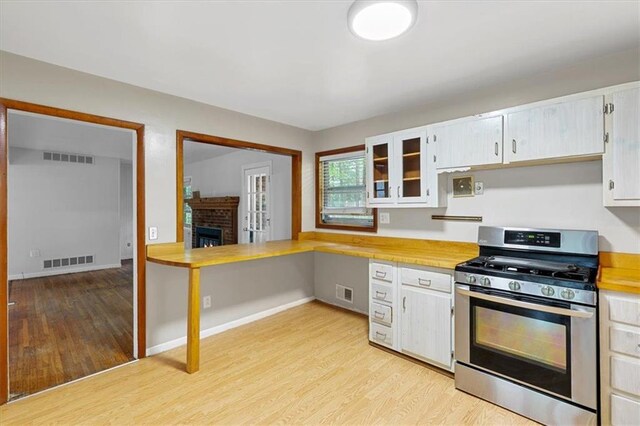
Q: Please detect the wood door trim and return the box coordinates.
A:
[175,130,303,242]
[0,98,147,404]
[315,144,377,232]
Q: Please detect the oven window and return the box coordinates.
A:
[469,293,572,399]
[475,307,567,372]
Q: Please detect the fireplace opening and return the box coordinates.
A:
[195,226,223,248]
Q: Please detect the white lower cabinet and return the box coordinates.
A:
[600,290,640,426]
[368,260,454,372]
[400,285,453,369]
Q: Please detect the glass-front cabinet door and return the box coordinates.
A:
[366,136,395,204]
[394,129,428,203]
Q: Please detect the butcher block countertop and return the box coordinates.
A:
[146,232,640,295]
[598,252,640,295]
[146,232,478,270]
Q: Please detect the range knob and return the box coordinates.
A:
[466,275,477,284]
[561,289,575,300]
[541,286,555,297]
[480,277,491,287]
[508,281,521,291]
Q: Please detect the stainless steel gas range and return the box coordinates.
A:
[454,226,599,426]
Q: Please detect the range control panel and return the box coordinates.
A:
[504,230,561,248]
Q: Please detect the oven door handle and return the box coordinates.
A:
[456,288,594,319]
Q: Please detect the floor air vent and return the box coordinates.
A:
[336,284,354,303]
[43,151,94,165]
[44,255,94,269]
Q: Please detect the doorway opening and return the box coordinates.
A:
[0,99,146,404]
[176,130,302,248]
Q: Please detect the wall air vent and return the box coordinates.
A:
[43,255,94,269]
[43,151,94,165]
[336,284,354,304]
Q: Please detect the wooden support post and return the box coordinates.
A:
[186,267,201,373]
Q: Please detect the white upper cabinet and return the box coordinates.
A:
[433,115,503,169]
[366,127,446,208]
[504,95,605,164]
[604,85,640,206]
[394,129,428,203]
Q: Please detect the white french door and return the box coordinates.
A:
[242,163,272,244]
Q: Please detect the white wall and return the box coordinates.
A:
[0,50,314,351]
[7,147,121,278]
[185,148,292,242]
[120,161,134,260]
[311,48,640,254]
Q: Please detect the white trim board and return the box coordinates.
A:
[8,263,123,281]
[315,297,369,316]
[146,296,316,356]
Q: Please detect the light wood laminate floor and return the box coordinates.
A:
[8,261,134,399]
[1,301,534,425]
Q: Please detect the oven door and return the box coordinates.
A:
[455,284,597,410]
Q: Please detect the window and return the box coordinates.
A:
[316,145,377,231]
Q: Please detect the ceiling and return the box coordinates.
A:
[1,1,638,130]
[183,141,239,164]
[8,111,134,160]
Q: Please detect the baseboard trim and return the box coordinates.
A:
[315,297,368,316]
[146,296,316,356]
[8,263,123,281]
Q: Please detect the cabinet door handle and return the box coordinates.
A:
[375,271,387,278]
[375,291,387,299]
[403,296,406,312]
[397,186,400,197]
[426,188,430,197]
[609,180,614,190]
[512,139,517,154]
[418,278,431,287]
[495,142,499,156]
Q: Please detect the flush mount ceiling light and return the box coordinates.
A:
[348,0,418,41]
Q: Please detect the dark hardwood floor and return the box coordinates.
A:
[8,261,134,399]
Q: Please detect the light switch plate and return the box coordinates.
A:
[29,249,41,258]
[379,212,390,224]
[149,226,158,240]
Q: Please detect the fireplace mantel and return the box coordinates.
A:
[188,194,240,246]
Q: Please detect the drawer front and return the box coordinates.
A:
[611,326,640,359]
[608,295,640,327]
[371,281,393,304]
[400,267,451,293]
[370,262,394,282]
[370,322,393,347]
[370,302,392,326]
[611,356,640,397]
[611,394,640,426]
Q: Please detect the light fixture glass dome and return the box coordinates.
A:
[348,1,418,41]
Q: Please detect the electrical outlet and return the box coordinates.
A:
[379,212,390,224]
[474,181,484,195]
[149,226,158,240]
[29,249,41,258]
[203,295,212,309]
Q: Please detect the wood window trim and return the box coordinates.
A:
[0,98,147,405]
[175,130,302,242]
[315,145,378,233]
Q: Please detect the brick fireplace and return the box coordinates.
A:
[187,194,240,247]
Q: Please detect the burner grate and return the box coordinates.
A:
[465,256,591,283]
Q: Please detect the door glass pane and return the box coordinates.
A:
[373,144,390,198]
[475,307,567,371]
[402,137,421,198]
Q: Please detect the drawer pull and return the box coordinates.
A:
[375,271,387,278]
[418,278,432,287]
[375,331,387,339]
[374,311,386,319]
[375,291,387,299]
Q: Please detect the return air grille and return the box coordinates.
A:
[44,255,94,269]
[336,284,354,303]
[43,151,94,165]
